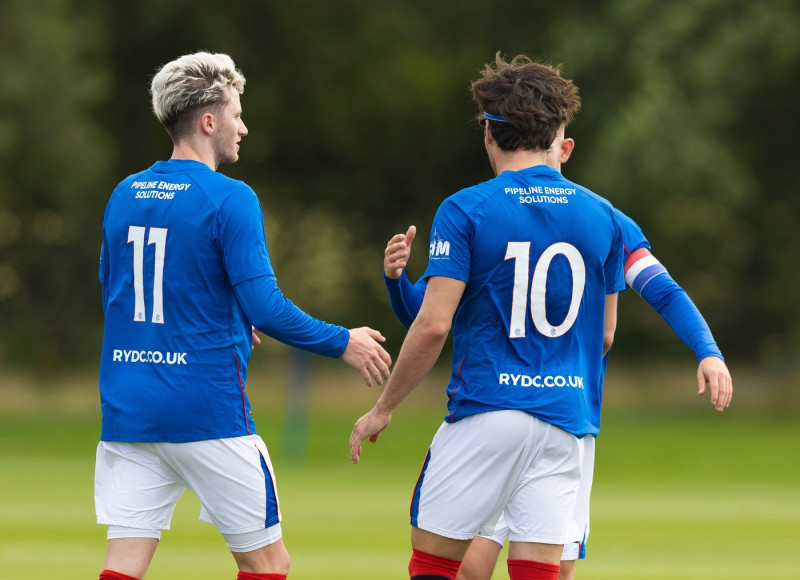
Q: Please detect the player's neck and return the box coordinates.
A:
[170,139,218,171]
[489,147,549,176]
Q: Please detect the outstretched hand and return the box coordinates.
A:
[697,356,733,412]
[341,327,392,387]
[384,225,416,279]
[349,406,392,464]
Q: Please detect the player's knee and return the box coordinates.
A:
[226,527,290,575]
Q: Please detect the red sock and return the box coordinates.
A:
[408,548,461,579]
[99,571,140,580]
[237,572,287,580]
[507,558,560,580]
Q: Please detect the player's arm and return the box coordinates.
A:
[350,275,465,463]
[221,189,390,386]
[384,272,425,329]
[383,225,426,328]
[235,275,348,356]
[625,248,732,410]
[604,292,618,357]
[234,277,391,386]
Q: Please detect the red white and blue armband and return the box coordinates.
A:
[624,248,667,295]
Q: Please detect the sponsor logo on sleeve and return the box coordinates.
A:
[429,228,451,260]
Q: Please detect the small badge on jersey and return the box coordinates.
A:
[429,228,451,260]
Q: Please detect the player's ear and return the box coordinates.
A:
[561,138,575,164]
[199,112,215,136]
[483,120,494,144]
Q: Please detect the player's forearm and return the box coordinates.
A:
[639,273,723,361]
[384,271,425,329]
[375,318,448,414]
[234,275,349,357]
[603,293,618,357]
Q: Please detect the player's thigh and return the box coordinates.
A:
[161,435,281,535]
[505,422,582,545]
[412,410,534,540]
[95,441,185,530]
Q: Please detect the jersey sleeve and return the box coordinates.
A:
[422,197,472,283]
[624,249,723,361]
[605,211,626,294]
[616,209,651,256]
[219,185,348,357]
[217,186,273,286]
[233,275,349,358]
[384,270,426,329]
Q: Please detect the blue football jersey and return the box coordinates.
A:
[98,159,345,443]
[422,165,625,437]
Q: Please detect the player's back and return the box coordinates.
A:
[99,159,265,443]
[424,164,623,437]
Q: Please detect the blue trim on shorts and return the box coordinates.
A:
[259,453,280,528]
[410,449,431,527]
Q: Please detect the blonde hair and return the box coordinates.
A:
[150,52,246,139]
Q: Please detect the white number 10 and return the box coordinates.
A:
[504,241,586,339]
[128,225,168,324]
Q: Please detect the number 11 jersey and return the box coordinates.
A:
[100,159,286,443]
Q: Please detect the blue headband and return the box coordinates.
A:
[483,112,509,123]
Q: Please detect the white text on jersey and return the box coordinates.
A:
[498,373,584,389]
[112,349,188,365]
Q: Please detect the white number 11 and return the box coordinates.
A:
[128,225,168,324]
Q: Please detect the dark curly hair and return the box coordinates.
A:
[471,52,580,152]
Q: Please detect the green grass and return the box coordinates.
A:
[1,364,798,579]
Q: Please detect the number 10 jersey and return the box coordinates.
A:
[422,165,625,437]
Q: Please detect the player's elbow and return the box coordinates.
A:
[603,328,615,357]
[412,315,452,343]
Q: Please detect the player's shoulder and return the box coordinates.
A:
[561,176,616,216]
[161,160,259,211]
[112,168,148,193]
[447,178,495,208]
[438,171,517,220]
[107,168,153,206]
[613,208,651,252]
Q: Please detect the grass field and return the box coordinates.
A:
[1,360,798,579]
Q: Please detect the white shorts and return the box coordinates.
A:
[410,410,582,544]
[480,435,596,560]
[95,435,282,547]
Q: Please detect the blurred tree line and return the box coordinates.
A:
[0,0,798,372]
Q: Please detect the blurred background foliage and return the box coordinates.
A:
[1,0,799,374]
